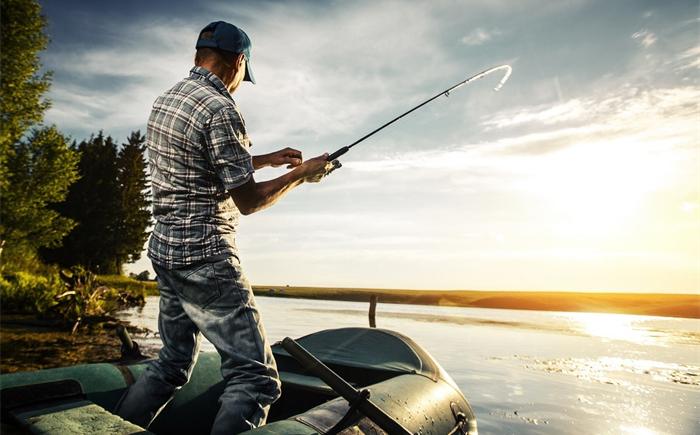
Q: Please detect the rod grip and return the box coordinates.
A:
[327,146,349,161]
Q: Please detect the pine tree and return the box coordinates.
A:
[115,131,151,271]
[0,0,79,269]
[42,132,152,275]
[42,133,121,273]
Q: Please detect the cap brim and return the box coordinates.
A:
[244,59,255,84]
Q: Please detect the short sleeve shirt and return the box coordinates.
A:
[147,66,254,268]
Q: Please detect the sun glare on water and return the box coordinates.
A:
[565,312,659,345]
[619,425,659,435]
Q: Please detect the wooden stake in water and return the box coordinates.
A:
[369,295,378,328]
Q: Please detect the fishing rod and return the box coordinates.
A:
[326,64,512,171]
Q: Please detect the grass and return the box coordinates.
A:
[97,275,159,296]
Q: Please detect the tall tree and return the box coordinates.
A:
[42,133,121,273]
[0,0,79,268]
[43,132,152,275]
[115,131,151,271]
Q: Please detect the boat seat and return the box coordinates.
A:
[12,400,150,435]
[1,379,150,434]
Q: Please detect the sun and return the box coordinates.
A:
[523,137,672,238]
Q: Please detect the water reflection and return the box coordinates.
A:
[116,296,700,435]
[563,312,659,345]
[619,425,658,435]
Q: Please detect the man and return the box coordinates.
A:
[116,21,332,434]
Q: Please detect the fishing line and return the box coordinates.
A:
[326,65,512,171]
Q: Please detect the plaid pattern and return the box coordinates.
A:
[147,66,254,268]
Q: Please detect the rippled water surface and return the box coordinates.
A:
[118,296,700,435]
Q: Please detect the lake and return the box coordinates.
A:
[118,296,700,435]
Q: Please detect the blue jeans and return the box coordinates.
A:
[116,256,281,434]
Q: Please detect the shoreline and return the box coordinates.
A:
[251,285,700,319]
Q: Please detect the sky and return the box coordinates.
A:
[37,0,699,293]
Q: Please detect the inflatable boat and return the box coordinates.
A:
[1,327,477,434]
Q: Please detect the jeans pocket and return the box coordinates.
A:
[210,257,252,305]
[175,262,222,308]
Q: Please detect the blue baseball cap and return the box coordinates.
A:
[196,21,255,84]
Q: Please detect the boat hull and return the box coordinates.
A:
[1,328,477,434]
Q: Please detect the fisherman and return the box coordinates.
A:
[116,21,332,434]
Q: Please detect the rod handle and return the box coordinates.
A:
[327,146,349,161]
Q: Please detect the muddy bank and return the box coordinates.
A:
[0,314,155,373]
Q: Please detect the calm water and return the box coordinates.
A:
[118,296,700,435]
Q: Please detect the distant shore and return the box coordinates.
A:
[98,276,700,319]
[251,285,700,319]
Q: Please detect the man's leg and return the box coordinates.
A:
[170,256,281,435]
[116,264,201,427]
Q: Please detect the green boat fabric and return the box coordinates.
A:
[275,371,335,395]
[272,327,439,381]
[14,400,149,435]
[0,363,128,412]
[247,374,476,435]
[0,327,462,434]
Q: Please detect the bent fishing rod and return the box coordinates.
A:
[326,64,512,170]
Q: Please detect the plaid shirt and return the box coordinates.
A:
[147,66,254,269]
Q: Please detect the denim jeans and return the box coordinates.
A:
[116,255,281,434]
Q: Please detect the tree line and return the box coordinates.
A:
[0,0,151,275]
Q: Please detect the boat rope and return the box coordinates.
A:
[446,411,468,435]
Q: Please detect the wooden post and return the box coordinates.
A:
[369,295,378,328]
[116,324,144,360]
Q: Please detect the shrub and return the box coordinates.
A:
[1,268,147,333]
[53,267,146,333]
[0,270,64,314]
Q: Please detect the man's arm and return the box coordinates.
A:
[230,153,331,215]
[252,147,303,170]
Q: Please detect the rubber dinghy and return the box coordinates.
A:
[0,327,477,434]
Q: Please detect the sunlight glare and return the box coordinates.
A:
[619,425,658,435]
[524,137,673,238]
[566,312,658,345]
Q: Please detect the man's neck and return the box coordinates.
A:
[197,62,234,91]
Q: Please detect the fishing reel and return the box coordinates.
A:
[327,159,342,176]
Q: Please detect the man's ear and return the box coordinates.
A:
[236,53,245,68]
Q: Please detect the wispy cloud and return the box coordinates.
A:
[346,85,700,166]
[632,29,657,48]
[461,27,501,46]
[674,46,700,71]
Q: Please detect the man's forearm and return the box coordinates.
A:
[231,169,306,215]
[252,154,270,170]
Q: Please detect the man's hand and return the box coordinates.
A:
[253,147,303,169]
[296,153,334,183]
[230,152,334,215]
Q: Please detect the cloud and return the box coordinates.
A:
[461,27,501,46]
[674,46,700,71]
[482,99,588,129]
[631,29,657,48]
[44,0,465,147]
[343,84,700,168]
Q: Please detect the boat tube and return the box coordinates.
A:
[1,327,477,434]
